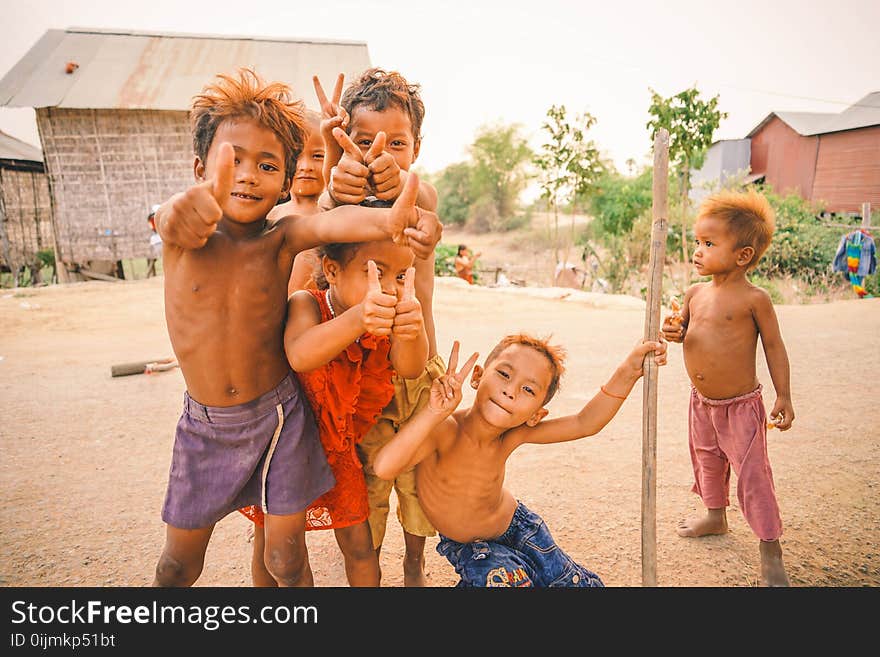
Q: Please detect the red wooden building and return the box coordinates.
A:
[747,92,880,213]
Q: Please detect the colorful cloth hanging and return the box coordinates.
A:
[833,230,876,298]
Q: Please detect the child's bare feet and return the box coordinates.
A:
[403,553,427,587]
[676,508,728,537]
[759,540,790,587]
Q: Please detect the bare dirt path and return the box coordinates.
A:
[1,277,877,586]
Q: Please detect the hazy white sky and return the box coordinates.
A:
[1,0,878,176]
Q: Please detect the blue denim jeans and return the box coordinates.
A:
[436,501,604,587]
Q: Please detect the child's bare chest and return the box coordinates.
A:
[687,292,756,344]
[433,439,507,496]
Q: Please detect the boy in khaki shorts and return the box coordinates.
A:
[318,67,442,586]
[357,355,444,586]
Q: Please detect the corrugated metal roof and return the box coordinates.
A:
[0,27,371,111]
[747,91,880,138]
[0,129,43,162]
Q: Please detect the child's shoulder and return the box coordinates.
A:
[684,282,709,299]
[288,288,321,311]
[744,280,774,306]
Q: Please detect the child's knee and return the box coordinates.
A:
[264,545,308,585]
[341,540,378,564]
[154,552,201,587]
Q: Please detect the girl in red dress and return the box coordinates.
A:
[241,238,428,586]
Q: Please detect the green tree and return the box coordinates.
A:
[431,161,475,226]
[589,167,654,236]
[469,123,533,224]
[647,86,727,268]
[534,104,604,264]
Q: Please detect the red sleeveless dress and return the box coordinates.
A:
[240,288,395,530]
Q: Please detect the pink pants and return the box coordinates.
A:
[688,385,783,541]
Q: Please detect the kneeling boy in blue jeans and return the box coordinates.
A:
[373,333,667,587]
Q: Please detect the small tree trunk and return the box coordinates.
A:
[681,161,689,268]
[553,197,560,265]
[680,160,690,290]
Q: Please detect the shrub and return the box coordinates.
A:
[434,243,458,276]
[753,187,837,285]
[589,168,653,236]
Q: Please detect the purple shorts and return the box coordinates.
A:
[161,372,335,529]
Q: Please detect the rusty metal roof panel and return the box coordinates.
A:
[0,28,371,111]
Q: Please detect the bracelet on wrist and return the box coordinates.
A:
[600,384,627,401]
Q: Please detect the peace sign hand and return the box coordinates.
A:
[361,260,398,337]
[313,73,345,124]
[392,266,423,342]
[329,127,370,204]
[159,141,234,249]
[313,74,349,183]
[428,341,480,416]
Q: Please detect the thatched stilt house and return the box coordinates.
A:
[0,27,371,282]
[0,129,53,284]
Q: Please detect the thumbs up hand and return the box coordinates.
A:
[361,260,398,337]
[365,132,404,201]
[157,142,235,249]
[388,173,442,259]
[392,266,423,342]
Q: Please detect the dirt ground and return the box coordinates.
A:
[1,275,878,587]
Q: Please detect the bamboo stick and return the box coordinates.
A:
[642,128,669,586]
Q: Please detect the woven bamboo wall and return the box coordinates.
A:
[0,167,53,270]
[36,107,193,263]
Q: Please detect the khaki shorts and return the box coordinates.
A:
[357,353,446,548]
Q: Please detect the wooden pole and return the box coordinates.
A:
[642,129,669,586]
[862,202,872,229]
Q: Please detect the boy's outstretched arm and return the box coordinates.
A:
[154,142,234,250]
[284,173,441,259]
[373,341,479,479]
[507,338,668,447]
[752,288,795,430]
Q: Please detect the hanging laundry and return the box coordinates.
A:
[833,230,876,298]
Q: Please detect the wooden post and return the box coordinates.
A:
[642,129,669,586]
[862,202,872,229]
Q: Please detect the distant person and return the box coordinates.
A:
[268,110,326,295]
[372,334,667,587]
[318,68,445,586]
[146,204,162,277]
[454,244,480,285]
[149,67,441,588]
[553,261,584,289]
[661,189,794,587]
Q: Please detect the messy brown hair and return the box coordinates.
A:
[190,67,306,180]
[341,68,425,143]
[484,334,567,404]
[313,243,363,290]
[698,189,776,270]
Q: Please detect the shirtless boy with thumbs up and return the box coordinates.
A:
[150,68,441,588]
